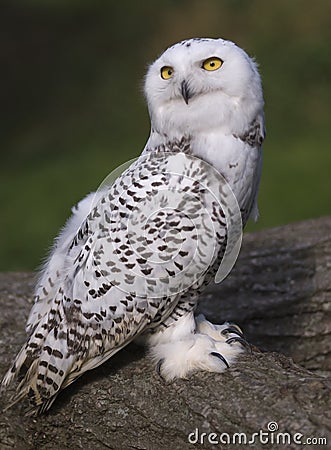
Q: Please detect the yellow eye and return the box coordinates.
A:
[161,66,174,80]
[202,57,223,71]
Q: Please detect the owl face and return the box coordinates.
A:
[144,38,263,137]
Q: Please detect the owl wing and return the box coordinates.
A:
[25,192,100,335]
[232,113,265,223]
[248,114,265,222]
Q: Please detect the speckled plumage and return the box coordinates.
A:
[2,38,265,414]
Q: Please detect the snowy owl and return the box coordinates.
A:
[2,37,265,414]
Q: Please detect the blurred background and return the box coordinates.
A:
[1,0,330,270]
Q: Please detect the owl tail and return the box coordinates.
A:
[1,324,79,415]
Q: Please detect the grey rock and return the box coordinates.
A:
[0,217,330,449]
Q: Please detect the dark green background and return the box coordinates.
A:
[1,0,330,270]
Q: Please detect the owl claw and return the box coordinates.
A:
[221,326,244,339]
[226,336,251,351]
[210,351,229,368]
[156,358,165,378]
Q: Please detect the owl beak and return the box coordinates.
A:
[181,80,192,105]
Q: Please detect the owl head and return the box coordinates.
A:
[144,38,264,138]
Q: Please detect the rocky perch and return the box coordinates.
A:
[0,217,330,449]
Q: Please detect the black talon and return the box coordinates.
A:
[221,326,244,339]
[156,358,165,379]
[210,351,229,368]
[226,336,251,351]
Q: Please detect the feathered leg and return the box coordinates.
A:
[145,312,246,380]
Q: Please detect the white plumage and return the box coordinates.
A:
[2,37,265,414]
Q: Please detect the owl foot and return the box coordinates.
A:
[149,313,246,381]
